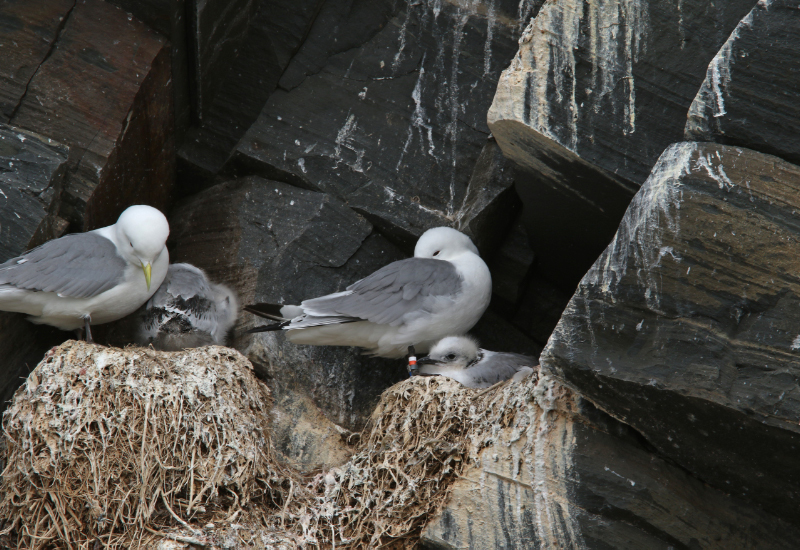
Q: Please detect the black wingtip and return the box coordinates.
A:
[244,303,288,321]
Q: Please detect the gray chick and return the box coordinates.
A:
[120,263,238,351]
[416,336,536,389]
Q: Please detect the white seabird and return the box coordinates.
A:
[0,205,169,340]
[127,263,239,351]
[245,226,492,358]
[416,336,537,388]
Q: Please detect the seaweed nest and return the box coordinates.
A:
[279,369,542,548]
[0,341,286,549]
[0,340,544,549]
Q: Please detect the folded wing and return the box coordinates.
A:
[0,233,127,299]
[294,257,463,328]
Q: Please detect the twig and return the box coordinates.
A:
[144,525,209,548]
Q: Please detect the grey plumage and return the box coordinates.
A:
[294,258,462,328]
[418,336,537,389]
[245,226,491,358]
[109,263,239,351]
[450,352,534,387]
[0,233,126,299]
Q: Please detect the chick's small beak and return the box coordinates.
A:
[142,262,152,291]
[416,356,439,366]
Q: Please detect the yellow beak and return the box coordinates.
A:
[142,262,152,291]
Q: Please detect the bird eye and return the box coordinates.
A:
[446,353,456,360]
[433,250,440,257]
[129,241,133,247]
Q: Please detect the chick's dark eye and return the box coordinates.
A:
[445,353,456,360]
[433,250,440,257]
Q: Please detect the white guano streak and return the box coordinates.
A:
[516,0,647,149]
[686,5,758,132]
[594,143,695,310]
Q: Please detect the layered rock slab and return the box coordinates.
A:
[488,0,755,285]
[542,142,800,524]
[686,0,800,166]
[0,0,74,121]
[420,373,799,550]
[0,124,71,410]
[166,175,408,433]
[177,0,328,181]
[0,124,69,260]
[9,0,175,230]
[228,0,531,246]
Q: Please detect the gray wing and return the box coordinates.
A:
[299,257,462,327]
[0,232,127,298]
[148,263,211,307]
[143,264,234,345]
[466,352,537,387]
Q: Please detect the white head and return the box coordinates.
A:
[414,227,479,261]
[211,283,239,342]
[114,205,170,290]
[418,336,480,370]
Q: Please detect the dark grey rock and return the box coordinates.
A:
[167,175,409,431]
[188,0,257,121]
[484,214,533,316]
[488,0,756,286]
[0,124,69,261]
[9,0,175,230]
[227,0,530,246]
[542,142,800,525]
[107,0,192,138]
[0,0,73,122]
[421,375,800,550]
[685,0,800,167]
[177,0,325,182]
[454,138,519,258]
[0,313,68,414]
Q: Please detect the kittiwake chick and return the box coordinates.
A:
[417,336,537,388]
[132,263,239,350]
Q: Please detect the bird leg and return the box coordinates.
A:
[83,316,94,344]
[407,345,418,376]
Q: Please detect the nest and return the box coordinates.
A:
[0,341,547,549]
[279,370,544,548]
[0,341,286,549]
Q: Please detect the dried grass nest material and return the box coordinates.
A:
[0,341,286,549]
[279,368,543,548]
[0,340,543,549]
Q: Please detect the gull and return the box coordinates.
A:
[0,205,169,341]
[416,336,537,388]
[245,226,492,358]
[119,263,239,351]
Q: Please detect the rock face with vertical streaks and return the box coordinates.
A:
[542,142,800,526]
[685,0,800,166]
[165,175,409,434]
[8,0,175,230]
[420,373,800,550]
[188,0,257,121]
[227,0,537,247]
[177,0,325,182]
[488,0,755,286]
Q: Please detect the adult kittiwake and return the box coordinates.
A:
[0,205,169,341]
[123,263,239,350]
[416,336,536,388]
[245,226,491,358]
